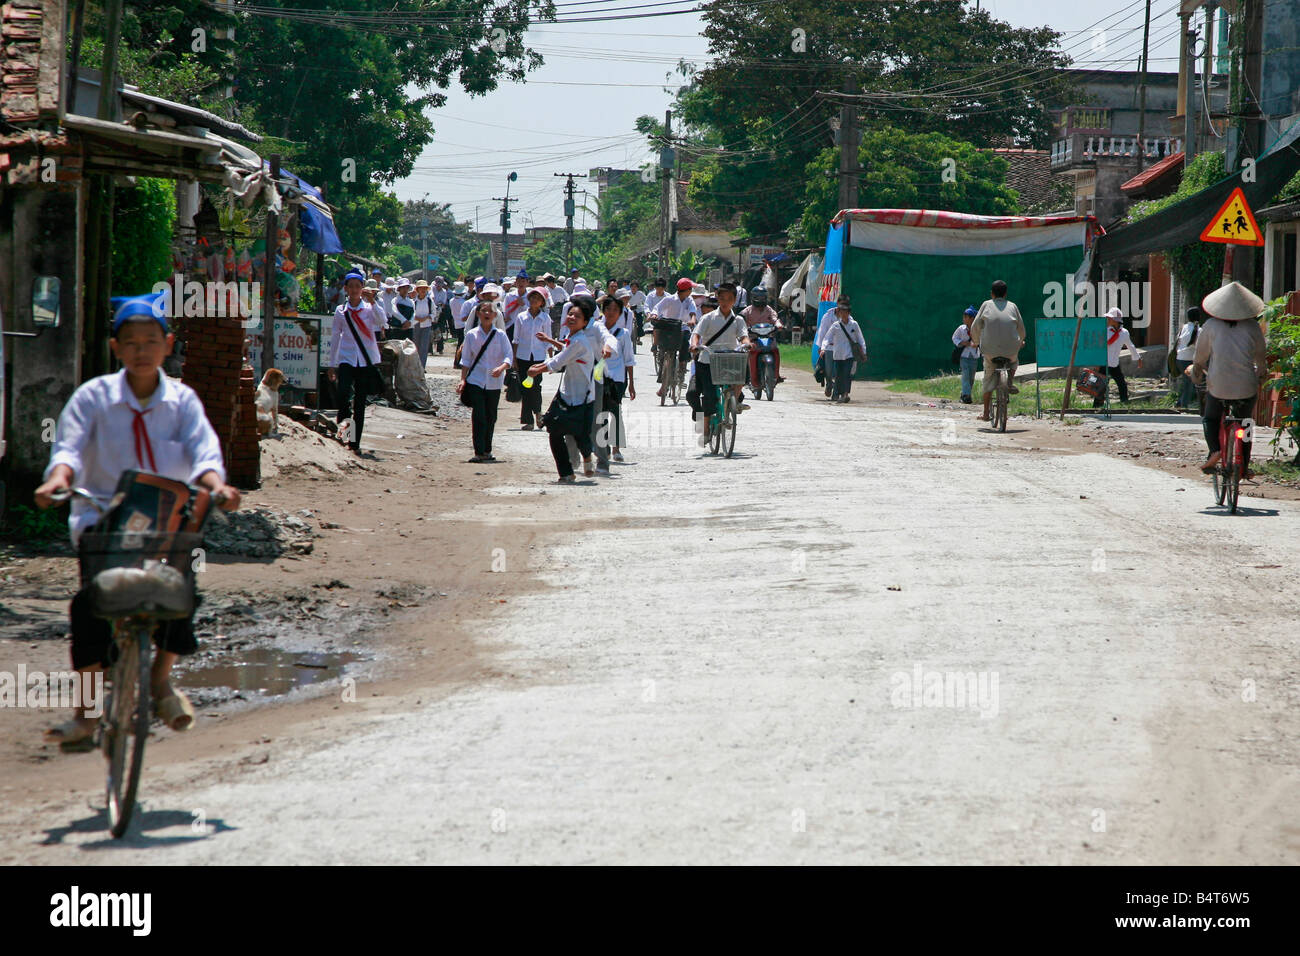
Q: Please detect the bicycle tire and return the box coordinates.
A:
[763,363,775,402]
[1227,441,1241,514]
[1213,464,1225,506]
[669,360,680,405]
[709,393,723,455]
[104,622,151,839]
[657,352,667,405]
[723,392,738,458]
[1217,437,1233,507]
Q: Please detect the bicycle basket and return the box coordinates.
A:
[78,531,204,619]
[651,317,682,335]
[709,349,748,385]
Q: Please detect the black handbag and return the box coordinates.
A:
[459,327,498,406]
[505,366,522,403]
[340,307,384,394]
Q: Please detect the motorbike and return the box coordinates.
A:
[748,322,779,401]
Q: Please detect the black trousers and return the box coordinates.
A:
[464,382,501,456]
[516,357,543,424]
[832,358,855,398]
[453,327,465,368]
[69,586,198,670]
[1093,364,1128,407]
[336,362,376,446]
[1203,393,1256,463]
[547,401,594,477]
[687,360,715,418]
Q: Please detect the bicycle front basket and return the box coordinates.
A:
[709,349,748,385]
[78,531,204,619]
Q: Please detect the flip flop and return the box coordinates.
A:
[155,691,195,732]
[44,718,97,753]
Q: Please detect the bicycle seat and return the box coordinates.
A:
[90,561,193,620]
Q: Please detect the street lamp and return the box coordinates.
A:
[501,171,517,277]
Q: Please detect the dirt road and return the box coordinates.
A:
[4,361,1299,864]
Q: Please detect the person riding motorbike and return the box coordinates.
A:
[741,287,783,390]
[1189,281,1268,479]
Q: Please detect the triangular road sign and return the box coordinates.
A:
[1200,187,1264,246]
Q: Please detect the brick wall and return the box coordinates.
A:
[180,313,259,488]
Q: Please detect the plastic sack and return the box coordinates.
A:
[391,338,433,409]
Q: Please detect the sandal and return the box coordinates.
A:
[155,691,195,732]
[44,718,97,753]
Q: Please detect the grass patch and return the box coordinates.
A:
[887,372,1176,417]
[1,503,68,543]
[1253,458,1300,484]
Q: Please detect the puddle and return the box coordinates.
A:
[179,646,367,697]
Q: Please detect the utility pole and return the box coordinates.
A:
[554,171,588,275]
[261,154,281,377]
[1183,21,1198,164]
[421,218,429,283]
[659,109,672,279]
[1137,0,1151,170]
[837,74,860,213]
[493,171,518,278]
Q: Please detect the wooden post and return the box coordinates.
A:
[1059,310,1086,420]
[314,183,326,309]
[261,154,280,375]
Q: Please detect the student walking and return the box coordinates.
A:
[952,306,980,403]
[514,287,551,430]
[457,299,514,463]
[531,298,598,483]
[822,295,866,403]
[599,295,636,461]
[1094,307,1141,408]
[328,270,387,453]
[409,279,438,366]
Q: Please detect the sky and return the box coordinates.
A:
[394,0,1193,230]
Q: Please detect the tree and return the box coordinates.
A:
[791,127,1020,246]
[678,0,1071,239]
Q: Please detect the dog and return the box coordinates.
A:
[255,368,286,436]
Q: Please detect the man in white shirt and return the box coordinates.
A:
[379,277,399,319]
[329,271,388,452]
[1174,306,1202,409]
[544,274,568,337]
[688,281,750,430]
[601,295,637,463]
[822,296,866,403]
[1094,306,1141,408]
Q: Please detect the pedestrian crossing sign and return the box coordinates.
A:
[1200,187,1264,246]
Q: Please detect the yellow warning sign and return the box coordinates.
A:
[1200,187,1264,246]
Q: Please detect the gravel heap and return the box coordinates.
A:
[204,507,317,558]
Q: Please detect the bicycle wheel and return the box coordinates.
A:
[723,391,738,458]
[763,363,775,402]
[657,352,668,405]
[709,394,723,455]
[668,359,680,405]
[1227,441,1241,514]
[104,622,151,839]
[1216,437,1232,507]
[1212,463,1226,506]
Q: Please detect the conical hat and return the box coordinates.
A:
[1201,281,1265,321]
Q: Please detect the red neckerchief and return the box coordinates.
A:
[1108,325,1120,345]
[131,408,157,472]
[347,303,375,343]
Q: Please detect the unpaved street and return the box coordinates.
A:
[4,365,1300,864]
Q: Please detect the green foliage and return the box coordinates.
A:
[2,504,68,543]
[333,190,404,262]
[1129,152,1228,306]
[791,128,1020,246]
[678,0,1072,239]
[79,34,224,106]
[1263,295,1300,455]
[112,178,177,296]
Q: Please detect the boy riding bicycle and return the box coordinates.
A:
[34,294,241,751]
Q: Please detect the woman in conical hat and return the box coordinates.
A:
[1189,281,1268,477]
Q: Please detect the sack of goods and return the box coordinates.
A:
[1076,367,1105,398]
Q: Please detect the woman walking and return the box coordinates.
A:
[457,298,514,463]
[530,298,598,483]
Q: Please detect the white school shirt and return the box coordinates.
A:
[460,324,513,389]
[644,290,670,315]
[692,308,746,365]
[410,294,437,328]
[546,284,568,307]
[433,288,449,308]
[449,295,467,329]
[655,293,700,325]
[46,368,226,544]
[952,322,979,359]
[329,299,385,367]
[628,290,647,310]
[823,317,865,361]
[514,308,551,361]
[603,326,636,383]
[502,290,529,330]
[1106,325,1139,368]
[1175,320,1198,362]
[391,294,416,326]
[546,333,595,405]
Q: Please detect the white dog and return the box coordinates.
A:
[255,368,286,436]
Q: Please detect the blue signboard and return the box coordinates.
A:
[1035,317,1107,368]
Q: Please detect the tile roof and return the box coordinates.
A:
[987,148,1069,212]
[1120,151,1184,195]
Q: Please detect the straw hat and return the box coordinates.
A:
[363,279,379,291]
[414,279,430,289]
[1202,281,1266,321]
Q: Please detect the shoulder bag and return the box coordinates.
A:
[341,307,385,394]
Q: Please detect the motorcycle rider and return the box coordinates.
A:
[741,287,783,390]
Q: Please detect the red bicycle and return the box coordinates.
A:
[1212,412,1252,514]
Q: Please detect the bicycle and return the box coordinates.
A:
[988,356,1013,432]
[652,316,683,406]
[699,347,747,458]
[1211,412,1252,514]
[50,478,220,838]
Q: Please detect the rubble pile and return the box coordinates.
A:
[204,507,317,557]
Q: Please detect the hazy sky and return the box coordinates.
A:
[395,0,1191,229]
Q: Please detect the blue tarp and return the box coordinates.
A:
[280,167,344,255]
[810,221,844,370]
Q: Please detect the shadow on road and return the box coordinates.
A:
[40,806,238,850]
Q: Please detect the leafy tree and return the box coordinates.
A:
[678,0,1071,238]
[792,127,1020,245]
[112,178,177,295]
[1129,153,1228,307]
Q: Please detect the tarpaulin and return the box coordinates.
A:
[281,168,345,255]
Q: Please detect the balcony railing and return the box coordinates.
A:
[1050,134,1183,169]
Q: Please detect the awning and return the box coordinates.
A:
[63,113,226,181]
[120,88,262,143]
[279,168,344,255]
[1120,151,1184,196]
[1095,128,1300,266]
